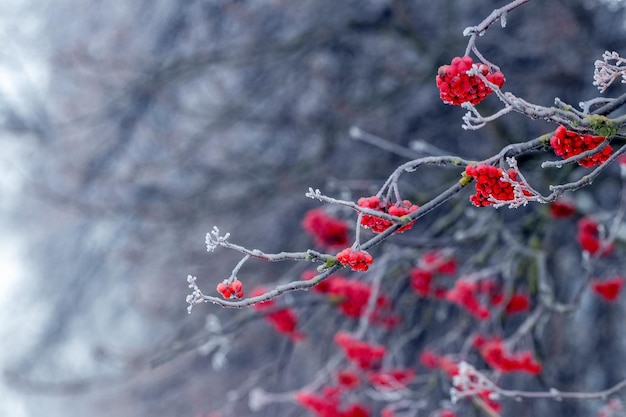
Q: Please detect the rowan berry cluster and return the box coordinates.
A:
[447,279,530,319]
[357,196,419,233]
[216,279,244,299]
[303,271,399,326]
[367,368,415,390]
[477,338,542,374]
[296,388,369,417]
[334,332,386,370]
[420,350,501,413]
[436,56,505,106]
[550,125,612,167]
[336,248,374,272]
[296,333,414,417]
[549,199,576,218]
[410,251,457,298]
[465,164,526,207]
[445,280,491,320]
[302,208,350,248]
[251,287,304,341]
[591,277,625,302]
[577,217,614,256]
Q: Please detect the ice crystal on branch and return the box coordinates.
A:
[594,51,626,92]
[205,226,230,252]
[186,275,205,314]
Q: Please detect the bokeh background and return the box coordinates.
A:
[1,1,626,416]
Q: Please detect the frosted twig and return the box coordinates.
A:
[594,51,626,93]
[206,226,230,252]
[463,0,532,56]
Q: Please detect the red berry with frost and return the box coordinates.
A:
[358,196,419,233]
[436,56,505,106]
[337,248,373,272]
[465,164,530,207]
[216,282,232,299]
[230,279,244,298]
[550,125,612,167]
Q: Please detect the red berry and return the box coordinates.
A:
[230,279,244,298]
[357,196,419,233]
[591,277,625,302]
[216,282,232,299]
[336,248,374,272]
[436,56,505,106]
[550,125,612,167]
[465,164,530,207]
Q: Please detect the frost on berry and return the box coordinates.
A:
[436,56,505,106]
[336,248,374,272]
[216,278,244,299]
[550,125,612,167]
[465,164,529,207]
[357,196,419,233]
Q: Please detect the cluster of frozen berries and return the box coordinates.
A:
[550,125,612,167]
[419,349,501,414]
[336,248,374,272]
[465,164,525,207]
[357,196,419,233]
[216,279,244,299]
[436,56,505,106]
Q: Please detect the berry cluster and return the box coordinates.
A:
[436,56,505,106]
[549,199,576,218]
[446,279,530,319]
[367,368,415,390]
[296,332,414,417]
[550,125,612,167]
[419,350,500,413]
[410,251,457,297]
[296,388,369,417]
[216,279,244,299]
[251,287,304,341]
[303,271,399,326]
[591,277,625,302]
[491,292,531,315]
[336,248,374,272]
[478,338,542,375]
[302,208,350,248]
[577,217,614,256]
[357,196,419,234]
[445,280,490,320]
[465,164,528,207]
[334,332,386,370]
